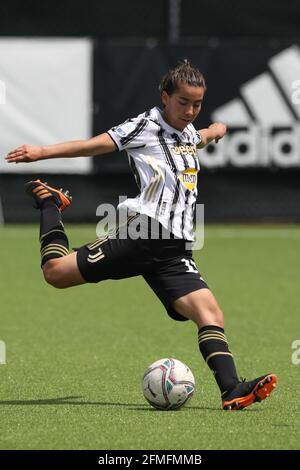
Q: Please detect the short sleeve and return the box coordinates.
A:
[195,130,202,146]
[107,117,149,151]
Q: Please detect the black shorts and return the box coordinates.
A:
[76,218,209,322]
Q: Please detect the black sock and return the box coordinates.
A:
[198,325,239,397]
[39,200,69,266]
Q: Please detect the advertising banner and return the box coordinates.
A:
[94,42,300,171]
[0,38,92,174]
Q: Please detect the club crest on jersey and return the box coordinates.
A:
[171,144,197,157]
[179,168,198,190]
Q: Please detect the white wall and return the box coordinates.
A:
[0,38,92,173]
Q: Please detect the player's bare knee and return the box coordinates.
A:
[42,263,66,289]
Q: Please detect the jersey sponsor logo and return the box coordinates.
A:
[171,144,197,157]
[179,168,198,190]
[202,45,300,168]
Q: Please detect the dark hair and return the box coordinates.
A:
[159,59,206,95]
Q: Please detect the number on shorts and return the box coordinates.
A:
[181,258,199,274]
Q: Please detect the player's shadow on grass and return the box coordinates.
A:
[0,396,139,406]
[0,397,264,411]
[0,396,227,412]
[0,396,210,410]
[0,396,149,407]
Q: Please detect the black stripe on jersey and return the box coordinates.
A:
[128,144,146,149]
[148,118,160,127]
[155,188,164,218]
[120,118,148,146]
[173,134,190,237]
[185,127,194,142]
[190,150,199,170]
[180,148,189,169]
[185,130,200,170]
[169,179,181,232]
[158,129,177,175]
[156,128,177,220]
[181,189,191,238]
[187,126,200,147]
[174,134,189,169]
[155,167,167,218]
[195,130,202,145]
[128,154,141,191]
[189,200,196,238]
[180,128,199,170]
[172,134,191,170]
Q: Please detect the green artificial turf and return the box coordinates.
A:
[0,224,299,450]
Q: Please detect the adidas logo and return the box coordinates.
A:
[199,45,300,168]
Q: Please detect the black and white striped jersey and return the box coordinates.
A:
[107,106,202,241]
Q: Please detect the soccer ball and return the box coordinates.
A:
[142,358,195,410]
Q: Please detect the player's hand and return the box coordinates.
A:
[208,122,227,143]
[5,145,43,164]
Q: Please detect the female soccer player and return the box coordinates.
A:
[6,60,277,410]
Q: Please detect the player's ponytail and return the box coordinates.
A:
[159,60,206,95]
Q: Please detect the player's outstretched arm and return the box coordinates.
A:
[5,132,117,164]
[197,122,227,149]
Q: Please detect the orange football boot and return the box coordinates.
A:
[24,179,72,212]
[222,374,278,410]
